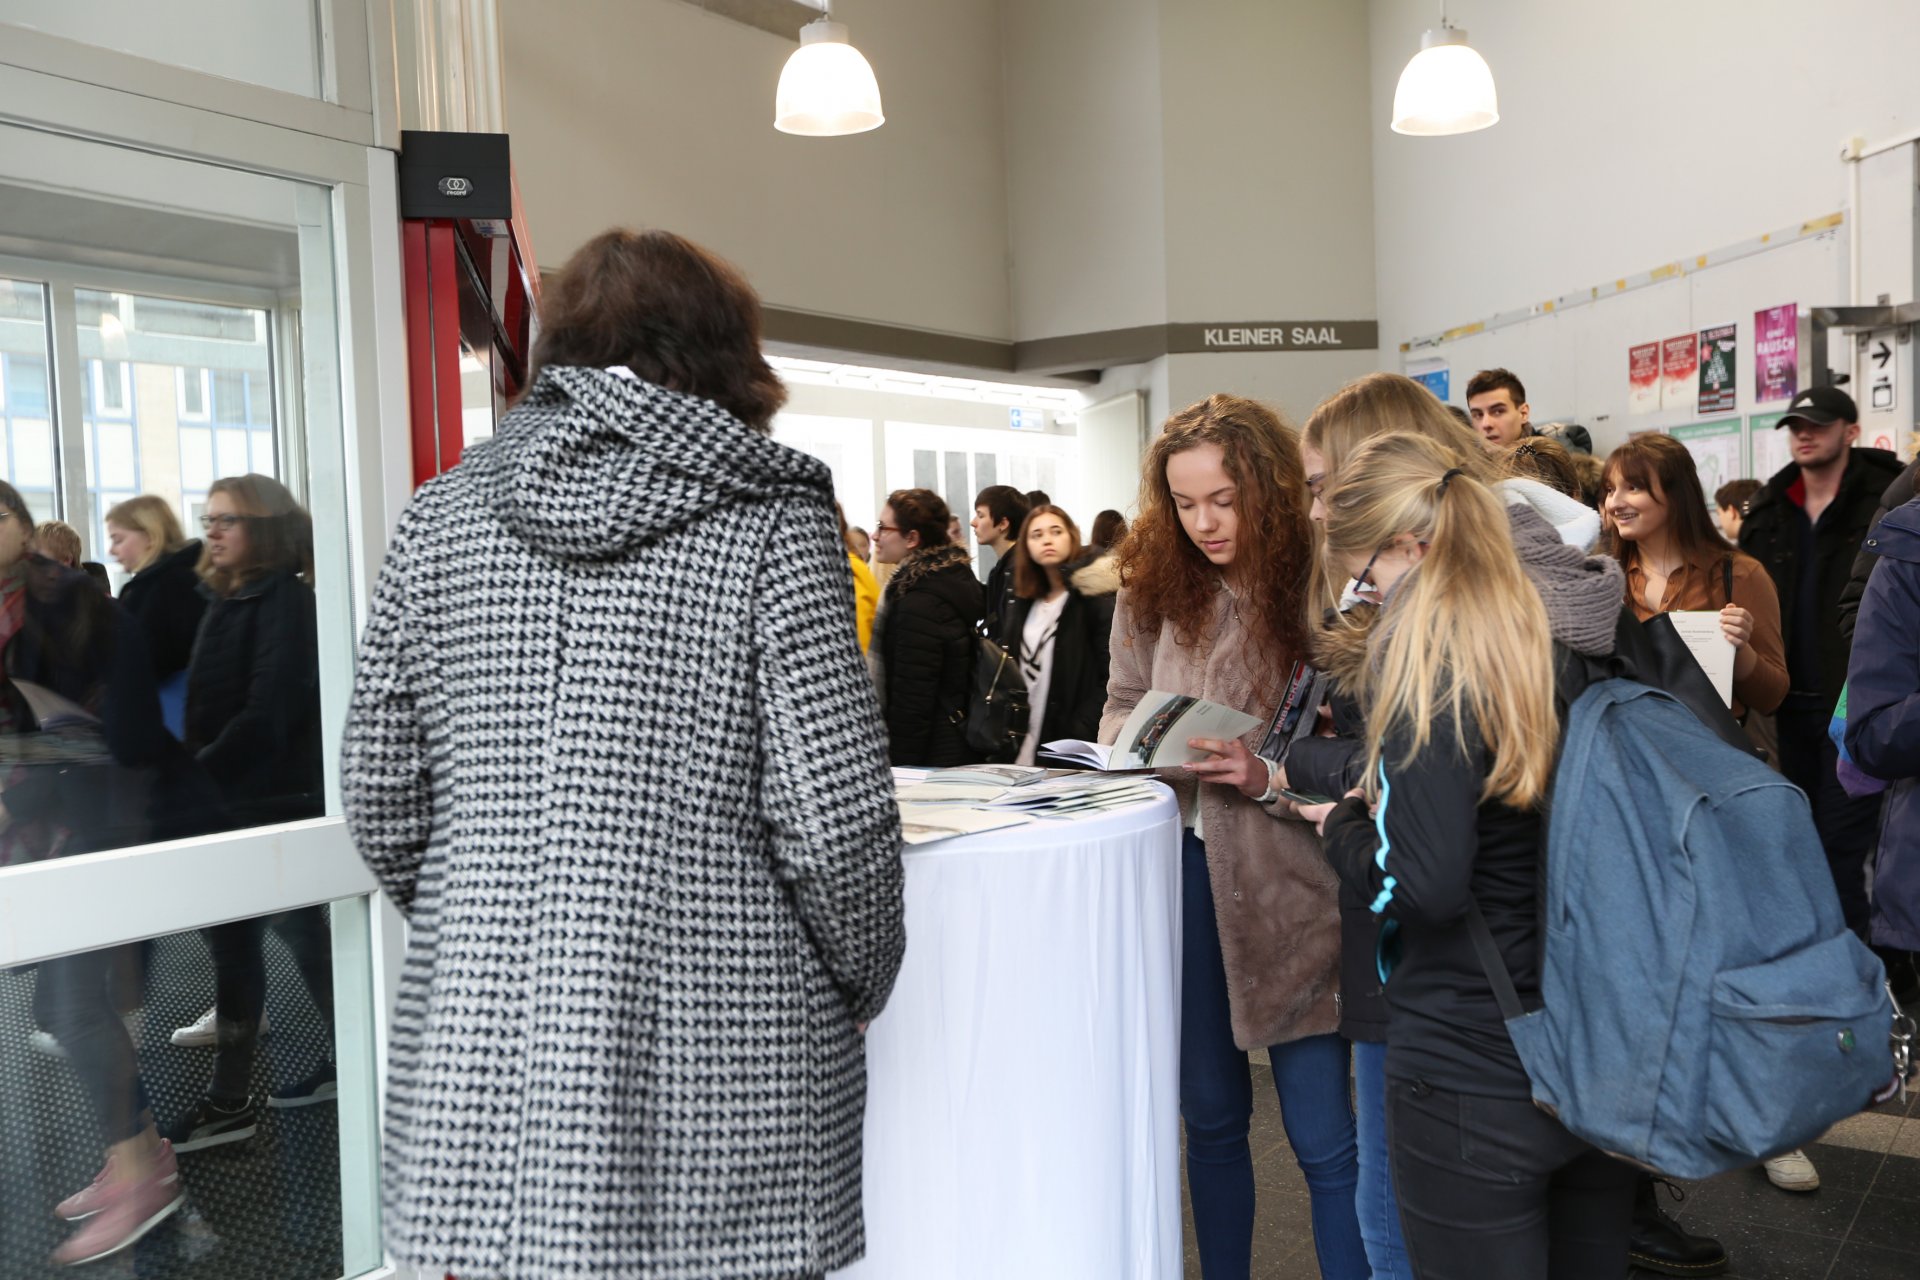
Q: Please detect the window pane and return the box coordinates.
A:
[180,426,215,494]
[0,282,56,520]
[76,290,274,557]
[12,417,55,492]
[5,354,49,417]
[251,430,278,480]
[4,905,358,1272]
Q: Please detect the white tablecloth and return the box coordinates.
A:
[833,786,1184,1280]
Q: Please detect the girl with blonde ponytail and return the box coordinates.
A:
[1313,432,1637,1280]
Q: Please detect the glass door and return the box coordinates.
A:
[0,122,384,1278]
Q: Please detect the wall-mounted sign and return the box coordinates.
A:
[1008,407,1045,432]
[1753,304,1798,404]
[1166,321,1379,354]
[1697,324,1738,414]
[1406,356,1450,401]
[1661,333,1698,411]
[1629,342,1661,415]
[1671,417,1745,495]
[1749,411,1791,481]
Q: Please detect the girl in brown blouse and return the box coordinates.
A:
[1602,434,1788,720]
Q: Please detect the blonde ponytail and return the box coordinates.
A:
[1322,433,1559,809]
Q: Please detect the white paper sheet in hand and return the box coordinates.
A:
[1665,610,1735,707]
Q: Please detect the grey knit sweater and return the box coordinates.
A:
[1508,503,1623,657]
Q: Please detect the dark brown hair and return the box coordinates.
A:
[1011,504,1083,599]
[1116,394,1311,688]
[1090,509,1127,548]
[885,488,952,550]
[973,485,1030,541]
[1715,478,1761,513]
[1466,367,1527,406]
[529,228,787,432]
[198,473,314,594]
[0,479,32,530]
[1602,435,1730,564]
[1500,436,1582,500]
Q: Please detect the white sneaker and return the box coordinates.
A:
[29,1029,65,1058]
[1763,1148,1820,1192]
[169,1004,268,1048]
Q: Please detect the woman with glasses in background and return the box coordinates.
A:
[164,474,336,1154]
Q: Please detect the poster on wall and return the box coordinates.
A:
[1662,333,1698,411]
[1672,418,1745,497]
[1698,324,1739,413]
[1407,357,1450,402]
[1753,304,1798,403]
[1629,342,1661,415]
[1748,411,1792,481]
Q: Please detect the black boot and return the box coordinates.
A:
[1628,1174,1729,1277]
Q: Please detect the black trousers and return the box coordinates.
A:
[202,905,335,1101]
[1388,1078,1635,1280]
[1777,707,1882,939]
[34,946,152,1146]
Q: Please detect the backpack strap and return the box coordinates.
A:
[1722,557,1734,608]
[1466,902,1528,1022]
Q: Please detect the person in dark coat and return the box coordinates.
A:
[1838,455,1919,645]
[0,480,192,1266]
[1841,496,1920,999]
[1738,387,1904,938]
[968,484,1029,637]
[997,504,1117,763]
[342,229,905,1280]
[107,494,206,740]
[872,486,985,767]
[164,472,334,1155]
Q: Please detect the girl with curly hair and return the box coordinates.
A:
[1103,394,1364,1279]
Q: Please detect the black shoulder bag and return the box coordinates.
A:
[1632,558,1758,756]
[959,627,1030,763]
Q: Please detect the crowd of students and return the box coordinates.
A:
[15,477,327,1266]
[318,228,1914,1280]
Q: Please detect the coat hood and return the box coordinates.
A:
[1068,551,1120,598]
[468,365,830,561]
[1500,476,1602,551]
[1870,496,1920,563]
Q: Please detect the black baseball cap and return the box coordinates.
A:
[1777,386,1858,428]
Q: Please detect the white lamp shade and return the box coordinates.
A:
[1391,31,1498,136]
[775,20,884,136]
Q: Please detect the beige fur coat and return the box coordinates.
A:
[1101,587,1342,1050]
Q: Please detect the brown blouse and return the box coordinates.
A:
[1624,547,1789,718]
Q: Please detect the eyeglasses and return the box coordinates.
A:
[874,523,903,536]
[200,514,250,532]
[1355,543,1389,589]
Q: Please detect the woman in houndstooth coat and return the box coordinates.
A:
[341,229,906,1280]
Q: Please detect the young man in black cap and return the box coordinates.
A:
[1742,388,1900,929]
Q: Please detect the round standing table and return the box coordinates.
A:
[833,785,1184,1280]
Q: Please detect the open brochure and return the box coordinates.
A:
[1665,611,1735,708]
[896,804,1034,846]
[1042,690,1261,771]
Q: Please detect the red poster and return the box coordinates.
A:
[1629,342,1661,415]
[1661,333,1698,411]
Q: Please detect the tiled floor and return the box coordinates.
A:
[1182,1063,1920,1280]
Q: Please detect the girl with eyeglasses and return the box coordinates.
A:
[164,473,335,1155]
[1313,433,1637,1280]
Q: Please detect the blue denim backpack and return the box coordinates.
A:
[1468,678,1895,1179]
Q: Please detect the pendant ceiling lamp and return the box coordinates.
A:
[774,7,884,137]
[1391,3,1498,137]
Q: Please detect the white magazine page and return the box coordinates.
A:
[1665,611,1735,708]
[1112,691,1261,769]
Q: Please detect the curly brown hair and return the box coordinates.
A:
[1115,394,1311,687]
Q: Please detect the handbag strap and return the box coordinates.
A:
[1722,557,1734,608]
[1466,902,1528,1022]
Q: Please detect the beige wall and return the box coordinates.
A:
[1368,0,1920,359]
[1001,0,1170,340]
[504,0,1013,340]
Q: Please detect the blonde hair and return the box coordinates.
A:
[1302,372,1498,485]
[1321,433,1558,809]
[104,495,189,574]
[32,520,81,568]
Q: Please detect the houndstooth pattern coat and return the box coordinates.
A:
[341,365,906,1280]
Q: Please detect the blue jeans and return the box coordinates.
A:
[1354,1039,1413,1279]
[1181,833,1367,1280]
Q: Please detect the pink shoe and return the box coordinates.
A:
[55,1140,178,1222]
[50,1150,183,1266]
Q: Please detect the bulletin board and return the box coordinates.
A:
[1401,222,1849,482]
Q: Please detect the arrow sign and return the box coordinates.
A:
[1875,341,1892,368]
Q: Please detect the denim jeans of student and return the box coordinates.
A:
[1181,832,1368,1280]
[34,946,153,1146]
[1354,1038,1414,1280]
